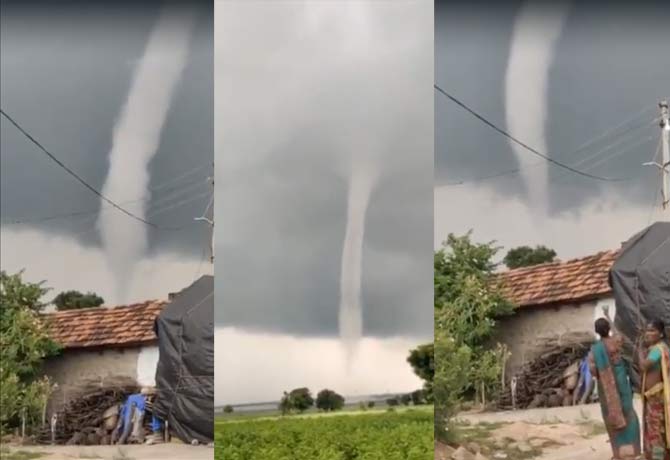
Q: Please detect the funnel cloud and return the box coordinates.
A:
[98,5,196,302]
[505,1,570,214]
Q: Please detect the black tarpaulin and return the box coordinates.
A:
[153,275,214,443]
[609,222,670,344]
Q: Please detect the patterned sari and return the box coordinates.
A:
[642,342,670,460]
[591,336,641,459]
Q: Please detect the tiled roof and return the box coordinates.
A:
[497,250,617,309]
[45,301,166,349]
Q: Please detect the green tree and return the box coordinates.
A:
[400,394,412,406]
[434,233,513,441]
[367,401,375,409]
[315,389,345,412]
[503,245,557,269]
[52,290,104,311]
[386,397,399,407]
[407,343,434,402]
[410,389,425,406]
[223,405,234,414]
[279,388,314,414]
[0,271,60,433]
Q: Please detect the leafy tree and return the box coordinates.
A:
[434,233,513,441]
[279,388,314,414]
[400,394,411,406]
[316,389,345,412]
[223,405,234,414]
[434,325,471,442]
[0,271,60,433]
[407,343,434,402]
[53,290,104,311]
[367,401,375,409]
[279,391,291,415]
[503,245,557,269]
[410,389,425,406]
[386,397,399,407]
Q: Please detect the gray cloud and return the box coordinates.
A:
[1,0,213,259]
[216,1,433,339]
[435,0,669,217]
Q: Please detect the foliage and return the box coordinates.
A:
[386,397,399,407]
[52,290,104,311]
[315,389,345,412]
[215,410,433,460]
[503,245,557,269]
[410,390,426,406]
[400,394,412,406]
[434,326,471,442]
[223,405,234,414]
[407,344,434,402]
[279,388,314,415]
[433,233,513,441]
[367,401,375,409]
[0,271,60,434]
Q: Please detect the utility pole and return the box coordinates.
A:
[194,166,214,265]
[643,101,669,213]
[661,100,670,211]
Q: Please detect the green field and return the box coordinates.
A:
[215,406,434,460]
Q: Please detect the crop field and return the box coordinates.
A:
[214,407,434,460]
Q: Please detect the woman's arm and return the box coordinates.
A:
[638,346,661,373]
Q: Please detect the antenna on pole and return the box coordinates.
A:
[194,166,214,264]
[643,100,669,214]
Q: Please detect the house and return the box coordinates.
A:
[496,250,618,377]
[42,300,167,415]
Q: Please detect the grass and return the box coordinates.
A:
[216,403,433,424]
[0,447,46,460]
[215,406,434,460]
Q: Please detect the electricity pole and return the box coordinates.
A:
[644,101,669,214]
[194,167,214,265]
[661,100,669,211]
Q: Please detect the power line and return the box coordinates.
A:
[2,176,209,225]
[434,84,625,182]
[445,114,656,186]
[1,108,166,229]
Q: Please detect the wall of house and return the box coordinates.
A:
[42,346,148,416]
[497,296,615,377]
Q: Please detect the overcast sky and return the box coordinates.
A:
[435,0,670,259]
[0,0,213,304]
[216,0,433,404]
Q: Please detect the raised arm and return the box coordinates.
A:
[638,346,661,373]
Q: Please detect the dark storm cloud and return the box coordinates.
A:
[216,1,433,339]
[0,0,212,258]
[435,0,669,214]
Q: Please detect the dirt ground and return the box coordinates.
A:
[0,444,213,460]
[438,402,627,460]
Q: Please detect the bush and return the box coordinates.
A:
[315,389,345,412]
[223,405,234,414]
[1,271,60,434]
[433,233,514,442]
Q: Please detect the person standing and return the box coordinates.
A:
[638,319,670,460]
[589,317,642,460]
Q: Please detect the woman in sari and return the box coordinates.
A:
[589,317,641,460]
[638,319,670,460]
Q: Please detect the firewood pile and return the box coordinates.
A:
[36,377,145,445]
[498,331,594,410]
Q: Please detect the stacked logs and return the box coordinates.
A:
[36,378,142,445]
[498,332,594,410]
